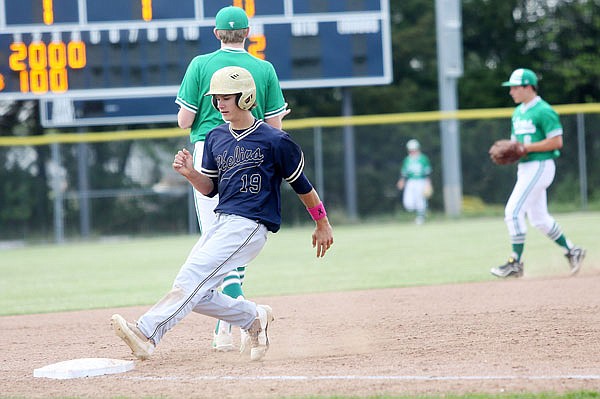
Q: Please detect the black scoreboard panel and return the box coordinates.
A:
[0,0,392,100]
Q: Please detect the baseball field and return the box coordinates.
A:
[1,212,599,398]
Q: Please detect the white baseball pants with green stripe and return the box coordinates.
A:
[504,159,560,244]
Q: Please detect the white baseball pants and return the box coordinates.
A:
[137,214,268,345]
[193,140,218,233]
[403,178,428,213]
[504,159,561,244]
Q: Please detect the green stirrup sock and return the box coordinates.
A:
[511,243,524,261]
[554,234,569,250]
[222,282,244,300]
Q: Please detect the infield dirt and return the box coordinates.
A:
[2,271,599,398]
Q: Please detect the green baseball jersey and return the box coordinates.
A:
[176,48,287,143]
[510,96,562,162]
[401,153,431,179]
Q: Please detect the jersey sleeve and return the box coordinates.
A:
[175,57,201,114]
[539,107,563,138]
[275,133,313,194]
[423,155,432,176]
[400,157,409,178]
[263,63,287,120]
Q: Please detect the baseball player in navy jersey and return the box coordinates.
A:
[490,68,585,278]
[111,66,333,362]
[396,139,432,224]
[175,5,289,351]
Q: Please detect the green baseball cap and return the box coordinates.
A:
[501,68,538,87]
[215,6,249,30]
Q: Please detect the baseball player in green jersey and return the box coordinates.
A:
[396,139,432,224]
[175,6,289,352]
[490,68,586,278]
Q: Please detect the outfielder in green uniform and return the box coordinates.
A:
[175,6,288,351]
[490,68,585,278]
[396,139,432,225]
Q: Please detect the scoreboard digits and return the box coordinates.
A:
[233,0,256,17]
[9,39,86,94]
[43,0,54,25]
[0,0,392,99]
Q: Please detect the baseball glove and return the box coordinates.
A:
[488,140,527,165]
[423,181,433,199]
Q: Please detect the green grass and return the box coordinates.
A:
[0,212,597,317]
[1,213,599,399]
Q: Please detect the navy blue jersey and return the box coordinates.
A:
[201,119,312,232]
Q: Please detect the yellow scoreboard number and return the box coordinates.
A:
[8,40,86,94]
[4,0,88,95]
[232,0,266,60]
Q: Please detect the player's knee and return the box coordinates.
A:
[503,207,519,221]
[532,221,551,234]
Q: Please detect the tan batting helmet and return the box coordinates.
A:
[205,66,256,111]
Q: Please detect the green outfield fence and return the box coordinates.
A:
[1,103,599,242]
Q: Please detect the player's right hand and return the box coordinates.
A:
[172,148,194,176]
[281,102,292,119]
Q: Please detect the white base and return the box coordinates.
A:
[33,358,135,379]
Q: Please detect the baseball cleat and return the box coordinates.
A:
[212,320,235,352]
[565,246,586,275]
[239,328,250,354]
[111,314,155,360]
[244,305,274,361]
[490,257,523,278]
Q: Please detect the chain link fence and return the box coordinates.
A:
[1,104,598,243]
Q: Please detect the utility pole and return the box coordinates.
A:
[435,0,464,216]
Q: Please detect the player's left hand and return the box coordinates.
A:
[488,139,527,165]
[423,180,433,198]
[312,220,333,258]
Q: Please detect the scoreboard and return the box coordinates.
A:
[0,0,392,101]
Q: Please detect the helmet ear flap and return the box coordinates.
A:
[212,94,253,111]
[237,92,255,110]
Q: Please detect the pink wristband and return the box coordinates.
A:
[307,202,327,221]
